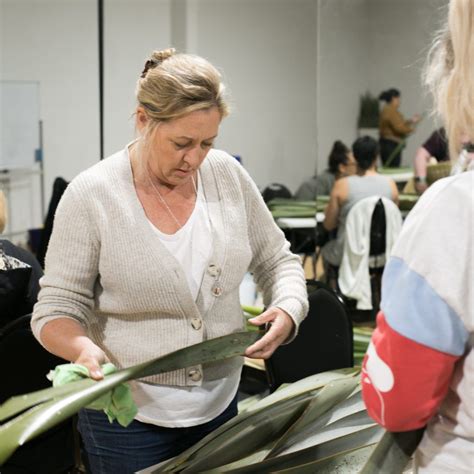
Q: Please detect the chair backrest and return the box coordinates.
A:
[262,182,292,203]
[265,281,353,392]
[37,176,69,268]
[369,198,386,257]
[0,314,66,402]
[0,314,76,473]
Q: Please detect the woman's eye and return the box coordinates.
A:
[201,142,213,149]
[174,142,188,149]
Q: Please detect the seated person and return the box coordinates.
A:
[321,136,399,270]
[294,140,356,200]
[0,191,43,326]
[414,127,449,194]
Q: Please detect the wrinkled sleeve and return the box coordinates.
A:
[31,183,100,344]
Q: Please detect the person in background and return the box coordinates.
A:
[379,88,421,167]
[295,140,356,200]
[0,191,43,326]
[413,127,449,194]
[31,49,308,473]
[320,136,398,270]
[362,1,473,472]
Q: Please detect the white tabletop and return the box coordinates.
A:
[379,170,413,183]
[277,213,324,229]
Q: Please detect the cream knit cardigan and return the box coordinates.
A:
[32,148,308,385]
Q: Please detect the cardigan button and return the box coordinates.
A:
[211,285,223,297]
[191,318,202,330]
[207,264,221,277]
[188,369,202,382]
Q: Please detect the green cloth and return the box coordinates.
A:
[47,363,138,427]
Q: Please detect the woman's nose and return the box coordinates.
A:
[184,146,206,167]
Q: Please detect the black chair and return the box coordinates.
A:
[0,314,77,473]
[36,177,69,268]
[261,182,292,203]
[265,280,353,392]
[367,198,387,317]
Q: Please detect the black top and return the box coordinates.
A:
[0,239,43,326]
[423,128,449,162]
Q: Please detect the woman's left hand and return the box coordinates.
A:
[245,307,295,359]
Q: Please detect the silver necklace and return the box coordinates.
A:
[146,164,197,230]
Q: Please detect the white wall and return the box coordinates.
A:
[316,0,369,173]
[1,0,99,241]
[186,0,318,191]
[0,0,451,244]
[368,0,448,166]
[103,0,318,193]
[104,0,171,156]
[316,0,447,171]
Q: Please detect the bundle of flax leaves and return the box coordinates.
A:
[140,368,422,473]
[266,198,329,219]
[0,332,421,472]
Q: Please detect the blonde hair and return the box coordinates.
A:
[424,0,474,159]
[0,191,6,233]
[136,48,229,128]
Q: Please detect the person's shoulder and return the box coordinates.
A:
[317,170,335,183]
[204,148,248,178]
[68,148,127,194]
[380,104,392,117]
[417,171,472,210]
[206,148,240,167]
[394,172,473,256]
[379,174,396,186]
[332,176,348,196]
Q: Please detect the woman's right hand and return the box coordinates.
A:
[75,342,108,380]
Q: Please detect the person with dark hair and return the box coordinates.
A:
[379,88,421,167]
[320,136,398,268]
[294,140,356,200]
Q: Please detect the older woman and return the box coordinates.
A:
[31,49,308,473]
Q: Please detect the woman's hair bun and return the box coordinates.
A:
[140,48,176,78]
[150,48,176,64]
[332,140,347,152]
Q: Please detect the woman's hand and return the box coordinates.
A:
[245,307,295,359]
[40,318,109,381]
[75,342,109,380]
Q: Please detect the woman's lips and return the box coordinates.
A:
[175,168,192,176]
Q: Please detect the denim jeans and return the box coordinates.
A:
[77,395,238,474]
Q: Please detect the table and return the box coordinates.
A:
[275,215,325,279]
[276,213,324,229]
[379,167,414,183]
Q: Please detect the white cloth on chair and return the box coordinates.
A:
[338,196,402,310]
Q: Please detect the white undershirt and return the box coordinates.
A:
[132,172,241,427]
